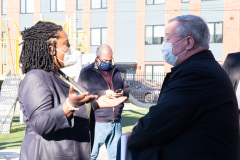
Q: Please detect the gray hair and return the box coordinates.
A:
[96,44,113,57]
[169,15,210,48]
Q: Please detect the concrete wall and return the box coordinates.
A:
[41,0,65,20]
[90,8,107,53]
[115,0,137,63]
[181,1,189,15]
[20,14,34,31]
[201,0,224,61]
[145,4,165,62]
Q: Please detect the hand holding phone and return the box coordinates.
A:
[113,89,123,98]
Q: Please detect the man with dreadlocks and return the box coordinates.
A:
[18,21,127,160]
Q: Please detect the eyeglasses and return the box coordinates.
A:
[98,57,114,63]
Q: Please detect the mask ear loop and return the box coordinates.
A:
[95,56,101,67]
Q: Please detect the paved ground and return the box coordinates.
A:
[0,102,144,160]
[0,149,19,160]
[0,148,108,160]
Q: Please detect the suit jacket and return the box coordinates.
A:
[223,52,240,91]
[18,69,92,160]
[128,50,239,160]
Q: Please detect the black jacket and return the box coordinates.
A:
[78,62,130,121]
[223,52,240,91]
[128,50,239,160]
[18,69,93,160]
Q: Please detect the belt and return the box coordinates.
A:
[95,120,121,123]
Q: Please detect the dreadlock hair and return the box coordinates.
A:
[19,21,63,74]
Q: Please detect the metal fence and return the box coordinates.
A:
[0,72,21,134]
[122,73,166,103]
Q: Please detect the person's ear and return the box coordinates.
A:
[186,36,194,51]
[49,45,56,56]
[48,39,57,55]
[95,57,100,65]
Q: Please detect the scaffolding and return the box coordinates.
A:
[0,18,88,78]
[0,18,21,79]
[69,31,87,53]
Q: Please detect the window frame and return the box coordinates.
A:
[20,0,34,14]
[145,65,164,74]
[91,27,107,46]
[91,0,107,9]
[207,21,223,43]
[77,28,83,38]
[2,0,6,15]
[145,65,165,83]
[146,0,165,5]
[50,0,65,12]
[145,25,165,45]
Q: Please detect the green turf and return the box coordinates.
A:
[0,109,149,150]
[122,109,149,134]
[0,115,26,150]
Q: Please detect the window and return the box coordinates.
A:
[77,0,83,10]
[51,0,65,12]
[92,0,107,9]
[2,0,6,15]
[21,0,34,13]
[145,65,164,84]
[75,28,83,51]
[182,0,190,2]
[146,0,165,5]
[91,28,107,46]
[2,32,6,39]
[77,28,83,38]
[207,22,223,43]
[145,25,164,45]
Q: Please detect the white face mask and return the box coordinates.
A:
[161,38,186,66]
[55,46,78,67]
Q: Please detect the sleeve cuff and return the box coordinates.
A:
[91,100,100,111]
[55,104,73,128]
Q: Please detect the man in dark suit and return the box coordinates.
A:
[126,15,239,160]
[223,52,240,159]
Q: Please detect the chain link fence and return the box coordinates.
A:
[0,72,21,134]
[122,73,166,104]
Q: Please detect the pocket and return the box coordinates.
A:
[52,140,75,158]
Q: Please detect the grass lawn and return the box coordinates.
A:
[0,109,149,150]
[122,109,149,134]
[0,116,26,150]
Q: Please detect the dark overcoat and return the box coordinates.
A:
[223,52,240,91]
[129,50,239,160]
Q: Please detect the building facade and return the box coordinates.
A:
[0,0,240,77]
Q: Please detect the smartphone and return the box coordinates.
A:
[115,89,122,93]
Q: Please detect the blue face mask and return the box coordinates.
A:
[161,38,186,66]
[100,61,113,71]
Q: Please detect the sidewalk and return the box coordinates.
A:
[0,148,107,160]
[0,150,19,160]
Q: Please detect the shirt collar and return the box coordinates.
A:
[171,49,214,73]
